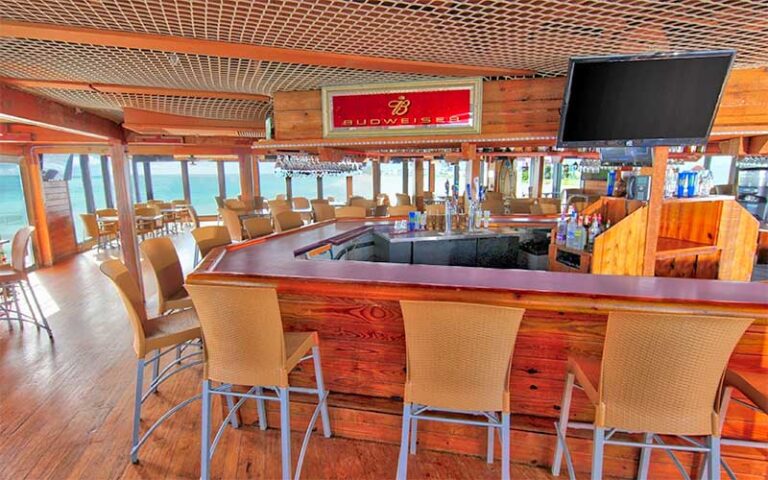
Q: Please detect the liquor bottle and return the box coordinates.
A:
[588,215,601,249]
[556,208,568,245]
[572,216,585,250]
[566,214,577,249]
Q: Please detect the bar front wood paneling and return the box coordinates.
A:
[188,220,768,480]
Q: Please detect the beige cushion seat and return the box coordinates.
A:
[143,308,201,353]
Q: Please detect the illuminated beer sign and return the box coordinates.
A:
[321,78,482,138]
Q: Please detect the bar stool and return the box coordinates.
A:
[190,225,231,266]
[0,226,52,338]
[140,237,192,315]
[396,300,526,480]
[100,259,204,463]
[699,369,767,479]
[551,312,754,480]
[186,283,332,480]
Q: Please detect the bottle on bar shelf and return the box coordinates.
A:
[556,207,568,245]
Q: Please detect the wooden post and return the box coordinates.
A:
[216,161,226,199]
[346,176,353,200]
[238,151,253,202]
[415,159,424,197]
[532,157,545,199]
[20,147,53,266]
[402,160,409,194]
[285,176,293,201]
[372,159,381,198]
[143,161,153,200]
[100,155,114,208]
[253,155,261,197]
[641,146,668,276]
[429,159,436,193]
[316,176,323,199]
[79,154,96,213]
[109,141,143,295]
[180,160,191,202]
[462,143,480,181]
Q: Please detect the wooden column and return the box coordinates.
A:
[180,160,191,202]
[462,143,480,181]
[142,161,153,200]
[401,160,409,194]
[216,161,226,199]
[428,159,436,193]
[641,146,669,276]
[238,151,253,202]
[415,159,424,197]
[109,141,143,295]
[346,176,353,200]
[100,155,114,208]
[372,160,381,198]
[20,147,53,266]
[531,157,545,199]
[316,176,323,199]
[79,154,96,213]
[253,155,261,197]
[285,176,293,200]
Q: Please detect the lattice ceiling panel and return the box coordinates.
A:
[0,37,441,94]
[16,87,272,123]
[1,0,767,76]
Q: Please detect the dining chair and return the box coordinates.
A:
[242,217,274,239]
[396,301,525,480]
[100,259,207,463]
[388,205,417,217]
[191,226,231,266]
[219,208,245,242]
[186,284,332,480]
[274,211,304,232]
[292,197,310,209]
[0,226,52,338]
[139,237,192,315]
[335,206,366,218]
[80,213,118,251]
[312,204,336,222]
[396,193,412,206]
[552,312,754,480]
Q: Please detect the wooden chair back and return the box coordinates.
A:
[274,211,303,232]
[335,206,367,218]
[313,204,336,222]
[242,217,274,239]
[139,237,185,312]
[292,197,310,209]
[99,259,148,357]
[388,205,416,216]
[9,226,34,273]
[191,226,231,258]
[396,193,411,206]
[219,208,244,242]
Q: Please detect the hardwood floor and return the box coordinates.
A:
[0,232,554,480]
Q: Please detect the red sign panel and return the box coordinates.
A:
[322,80,481,137]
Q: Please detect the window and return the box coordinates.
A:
[188,161,219,215]
[224,162,241,199]
[541,157,556,198]
[457,160,469,195]
[380,162,403,202]
[66,155,89,242]
[291,174,317,199]
[149,161,184,202]
[134,161,148,202]
[259,161,285,200]
[0,161,29,250]
[708,156,733,185]
[351,162,372,200]
[433,160,456,197]
[423,160,430,193]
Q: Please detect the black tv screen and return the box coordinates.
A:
[557,51,735,148]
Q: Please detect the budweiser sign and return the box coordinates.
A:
[321,79,482,138]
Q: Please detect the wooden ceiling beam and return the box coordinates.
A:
[0,123,107,144]
[0,84,123,140]
[0,77,270,102]
[0,19,533,78]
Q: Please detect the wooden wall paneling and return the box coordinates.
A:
[109,141,143,295]
[591,205,648,276]
[717,200,760,281]
[641,147,668,275]
[42,180,78,261]
[659,201,722,245]
[273,90,323,140]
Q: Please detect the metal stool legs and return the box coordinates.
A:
[396,403,510,480]
[0,278,52,339]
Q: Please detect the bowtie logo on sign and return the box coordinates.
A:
[388,95,411,116]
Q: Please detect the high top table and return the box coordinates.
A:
[188,217,768,479]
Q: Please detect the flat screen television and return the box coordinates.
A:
[557,50,735,148]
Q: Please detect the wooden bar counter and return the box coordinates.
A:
[187,219,768,479]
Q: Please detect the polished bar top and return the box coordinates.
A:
[189,219,768,312]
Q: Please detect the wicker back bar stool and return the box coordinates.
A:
[396,301,526,480]
[186,284,332,480]
[100,259,206,464]
[551,312,754,480]
[140,237,192,315]
[0,226,52,338]
[190,226,230,267]
[698,369,767,479]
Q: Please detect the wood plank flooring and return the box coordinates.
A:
[0,232,554,479]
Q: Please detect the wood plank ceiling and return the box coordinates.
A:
[0,0,767,133]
